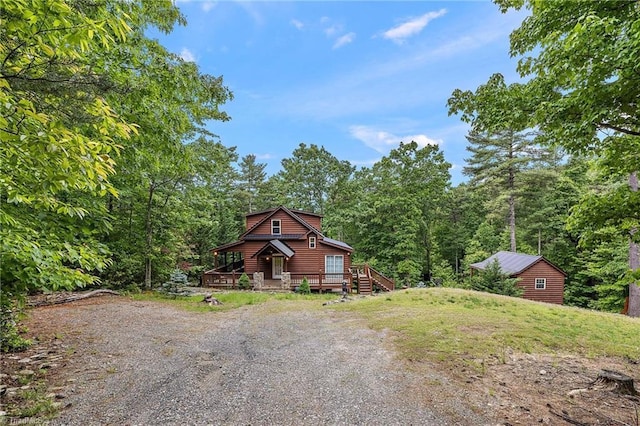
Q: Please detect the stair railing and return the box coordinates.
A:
[365,264,395,292]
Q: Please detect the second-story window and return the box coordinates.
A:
[272,219,281,235]
[309,236,316,249]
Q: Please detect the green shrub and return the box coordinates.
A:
[469,259,523,297]
[158,270,190,297]
[299,277,311,294]
[1,295,31,353]
[238,272,251,290]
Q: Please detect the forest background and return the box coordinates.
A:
[2,0,639,351]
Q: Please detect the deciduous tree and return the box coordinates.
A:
[449,0,640,315]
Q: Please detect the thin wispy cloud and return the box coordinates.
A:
[255,153,276,160]
[349,125,441,153]
[179,48,196,62]
[324,24,341,37]
[383,9,447,44]
[270,16,517,121]
[333,32,355,49]
[291,19,304,30]
[201,2,216,13]
[237,2,264,26]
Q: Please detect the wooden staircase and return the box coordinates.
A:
[357,273,372,294]
[352,264,394,295]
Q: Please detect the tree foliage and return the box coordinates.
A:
[350,142,450,282]
[449,0,640,315]
[470,259,523,297]
[1,0,232,348]
[274,143,354,214]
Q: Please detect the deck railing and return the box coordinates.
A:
[202,269,241,288]
[351,263,395,292]
[289,272,352,293]
[202,270,353,292]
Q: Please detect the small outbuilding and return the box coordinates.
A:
[470,251,566,304]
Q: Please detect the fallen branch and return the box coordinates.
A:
[28,289,120,307]
[548,407,589,426]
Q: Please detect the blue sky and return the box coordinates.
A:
[152,1,527,185]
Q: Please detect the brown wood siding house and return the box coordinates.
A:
[470,251,566,304]
[204,206,354,292]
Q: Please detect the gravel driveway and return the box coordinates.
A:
[35,297,489,425]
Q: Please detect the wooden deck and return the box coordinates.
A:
[202,264,394,294]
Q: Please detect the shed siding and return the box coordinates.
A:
[516,262,564,304]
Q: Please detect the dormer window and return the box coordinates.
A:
[309,236,316,249]
[271,219,281,235]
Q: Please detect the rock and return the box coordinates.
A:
[539,370,547,375]
[567,388,588,397]
[39,362,58,369]
[17,357,32,364]
[18,369,35,377]
[31,353,49,360]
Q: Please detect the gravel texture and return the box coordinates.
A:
[33,297,490,425]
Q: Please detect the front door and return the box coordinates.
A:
[272,256,284,279]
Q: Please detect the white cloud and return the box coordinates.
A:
[383,9,447,44]
[179,48,196,62]
[324,24,340,37]
[349,125,441,153]
[291,19,304,30]
[333,32,355,49]
[255,153,275,160]
[201,2,216,13]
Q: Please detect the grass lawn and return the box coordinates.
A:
[132,290,338,312]
[331,288,640,369]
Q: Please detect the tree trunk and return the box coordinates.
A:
[508,192,516,252]
[144,183,155,290]
[629,172,639,317]
[592,369,637,395]
[508,137,517,252]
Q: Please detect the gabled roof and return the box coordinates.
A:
[211,206,352,254]
[251,239,295,258]
[241,206,321,239]
[246,207,322,219]
[470,251,566,276]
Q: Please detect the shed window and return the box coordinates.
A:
[271,219,281,235]
[309,236,316,249]
[535,278,546,290]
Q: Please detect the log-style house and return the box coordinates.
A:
[470,251,566,304]
[203,206,394,294]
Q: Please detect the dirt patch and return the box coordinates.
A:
[2,294,639,425]
[462,353,639,425]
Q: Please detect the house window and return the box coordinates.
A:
[271,219,281,235]
[325,255,344,274]
[535,278,546,290]
[309,236,316,249]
